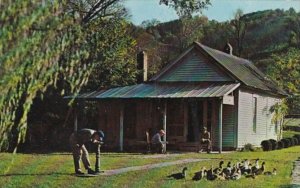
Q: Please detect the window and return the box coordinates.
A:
[253,97,257,133]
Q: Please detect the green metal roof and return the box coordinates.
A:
[197,42,286,95]
[69,83,240,99]
[151,42,286,96]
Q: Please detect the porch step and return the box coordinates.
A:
[178,142,202,152]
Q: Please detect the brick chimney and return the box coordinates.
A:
[136,51,148,83]
[223,42,233,55]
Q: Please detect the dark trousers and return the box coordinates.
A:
[71,144,91,172]
[201,139,212,153]
[151,143,163,154]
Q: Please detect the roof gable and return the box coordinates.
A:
[150,42,286,96]
[195,42,286,95]
[157,52,233,82]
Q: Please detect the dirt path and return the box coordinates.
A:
[102,158,209,176]
[291,158,300,186]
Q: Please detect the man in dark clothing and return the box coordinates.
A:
[151,129,166,153]
[200,127,212,153]
[69,128,104,175]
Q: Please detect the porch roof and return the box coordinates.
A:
[69,83,240,99]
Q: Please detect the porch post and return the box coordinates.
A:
[219,98,223,153]
[74,105,78,132]
[163,100,167,152]
[119,103,124,152]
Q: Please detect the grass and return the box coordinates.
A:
[283,118,300,138]
[1,146,300,188]
[284,119,300,127]
[283,130,299,138]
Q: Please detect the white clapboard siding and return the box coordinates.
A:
[237,89,280,148]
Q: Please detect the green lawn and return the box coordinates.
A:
[1,147,300,188]
[284,118,300,127]
[283,118,300,138]
[283,130,299,138]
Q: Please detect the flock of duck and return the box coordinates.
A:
[167,159,277,181]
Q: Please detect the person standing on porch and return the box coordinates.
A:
[200,127,212,153]
[151,129,166,153]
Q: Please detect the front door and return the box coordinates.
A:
[187,101,203,142]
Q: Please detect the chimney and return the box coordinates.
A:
[136,51,148,83]
[223,42,233,55]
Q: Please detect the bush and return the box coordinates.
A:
[288,138,295,146]
[243,143,255,151]
[293,137,299,145]
[281,138,291,148]
[269,139,278,150]
[261,140,272,151]
[293,135,300,145]
[277,140,284,149]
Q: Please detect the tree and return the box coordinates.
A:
[0,1,81,152]
[0,0,135,152]
[267,48,300,115]
[231,9,247,56]
[270,100,288,140]
[159,0,210,18]
[0,0,212,152]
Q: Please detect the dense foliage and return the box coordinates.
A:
[0,0,211,152]
[0,0,136,152]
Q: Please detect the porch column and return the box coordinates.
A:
[219,99,223,153]
[119,104,124,152]
[163,100,167,152]
[74,106,78,132]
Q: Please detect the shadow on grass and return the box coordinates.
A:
[0,172,72,177]
[279,184,298,188]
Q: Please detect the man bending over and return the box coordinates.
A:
[69,128,104,175]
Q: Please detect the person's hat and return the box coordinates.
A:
[96,130,105,141]
[159,130,166,135]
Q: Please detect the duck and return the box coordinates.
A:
[223,162,232,177]
[167,167,188,180]
[217,171,226,180]
[254,162,265,175]
[245,173,256,179]
[230,163,238,177]
[213,161,224,174]
[192,167,206,181]
[241,159,251,175]
[251,158,260,173]
[207,165,218,181]
[264,168,277,176]
[231,168,242,180]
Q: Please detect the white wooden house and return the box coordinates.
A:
[70,42,286,152]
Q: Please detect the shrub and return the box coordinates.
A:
[293,135,300,145]
[288,137,295,146]
[281,138,291,148]
[277,140,284,149]
[261,140,272,151]
[243,143,255,152]
[293,137,299,145]
[269,139,278,150]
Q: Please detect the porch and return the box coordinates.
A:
[71,82,239,153]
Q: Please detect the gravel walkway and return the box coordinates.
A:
[291,159,300,186]
[102,158,209,176]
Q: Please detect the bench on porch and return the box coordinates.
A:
[177,142,209,152]
[124,131,169,153]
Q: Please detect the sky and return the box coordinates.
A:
[123,0,300,25]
